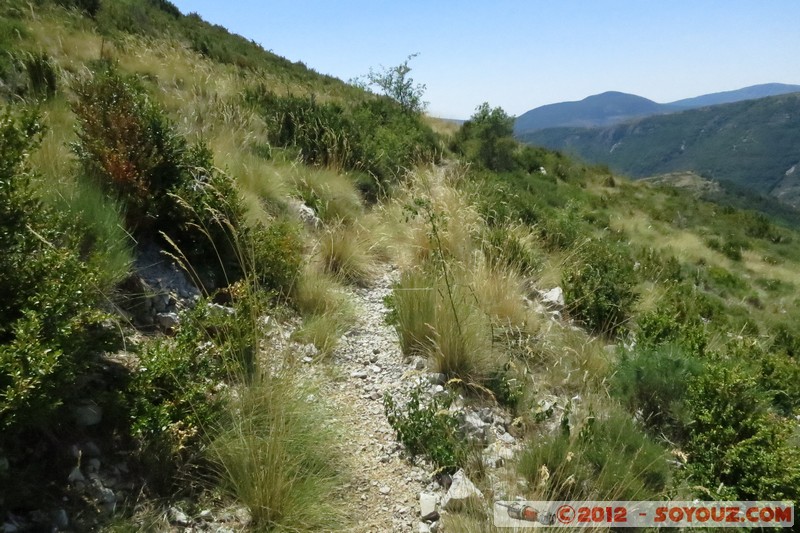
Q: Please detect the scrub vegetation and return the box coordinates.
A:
[1,0,799,530]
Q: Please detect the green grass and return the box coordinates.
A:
[315,222,377,285]
[292,267,354,359]
[518,406,672,501]
[50,177,134,287]
[209,371,348,531]
[289,165,364,225]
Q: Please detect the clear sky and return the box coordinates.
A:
[170,1,800,119]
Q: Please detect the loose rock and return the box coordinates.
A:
[441,469,484,511]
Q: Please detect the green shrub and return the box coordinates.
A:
[634,246,683,283]
[384,385,467,474]
[612,345,703,438]
[636,283,709,355]
[73,67,267,289]
[252,91,438,196]
[452,103,516,172]
[519,408,671,500]
[125,294,268,489]
[684,363,800,500]
[563,240,637,336]
[247,220,303,295]
[706,236,746,261]
[539,203,584,251]
[486,361,525,409]
[0,108,118,506]
[770,323,800,358]
[73,67,187,233]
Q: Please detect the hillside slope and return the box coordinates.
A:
[670,82,800,108]
[519,93,800,208]
[2,1,800,532]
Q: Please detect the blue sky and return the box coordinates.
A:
[170,1,800,119]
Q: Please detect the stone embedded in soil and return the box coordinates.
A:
[419,492,437,517]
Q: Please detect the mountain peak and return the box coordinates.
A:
[514,91,663,134]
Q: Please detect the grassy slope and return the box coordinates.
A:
[3,0,800,528]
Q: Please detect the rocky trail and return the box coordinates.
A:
[307,262,525,532]
[314,264,432,532]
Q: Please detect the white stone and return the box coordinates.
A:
[419,492,437,517]
[498,432,516,445]
[539,287,564,307]
[441,469,484,511]
[168,507,189,526]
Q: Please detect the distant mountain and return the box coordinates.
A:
[519,93,800,208]
[514,83,800,134]
[514,91,671,134]
[670,83,800,109]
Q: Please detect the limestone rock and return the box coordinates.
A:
[539,286,564,308]
[419,492,437,517]
[441,469,484,511]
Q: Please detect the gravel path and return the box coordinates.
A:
[318,264,432,532]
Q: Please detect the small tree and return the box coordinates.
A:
[453,103,517,171]
[359,53,427,114]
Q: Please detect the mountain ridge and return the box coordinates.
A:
[518,92,800,209]
[514,83,800,134]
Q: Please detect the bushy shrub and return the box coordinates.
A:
[684,363,800,500]
[0,108,118,504]
[74,67,287,290]
[384,385,467,474]
[635,282,709,355]
[125,293,268,489]
[251,90,438,196]
[634,246,682,283]
[247,220,303,295]
[452,103,516,172]
[563,240,637,336]
[539,203,583,251]
[612,345,703,438]
[73,67,186,233]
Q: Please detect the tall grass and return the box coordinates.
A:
[315,222,377,285]
[210,371,347,531]
[518,407,672,501]
[53,177,134,287]
[292,265,355,358]
[288,165,363,225]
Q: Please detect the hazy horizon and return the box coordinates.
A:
[170,1,800,120]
